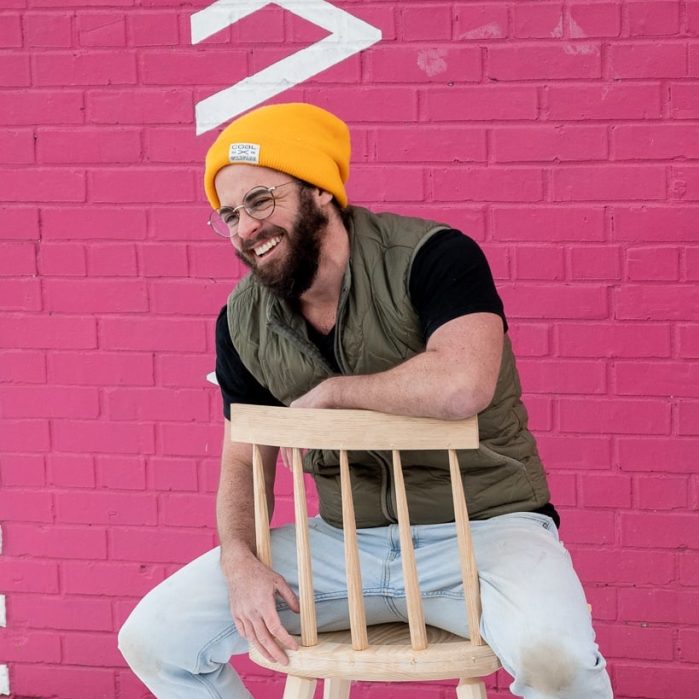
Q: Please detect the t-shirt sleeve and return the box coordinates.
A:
[215,305,283,420]
[409,229,508,340]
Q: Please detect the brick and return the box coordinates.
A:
[77,11,126,47]
[608,42,686,79]
[0,350,45,385]
[157,355,215,390]
[553,508,614,544]
[90,168,194,203]
[671,82,699,118]
[347,165,425,203]
[0,53,30,86]
[0,13,22,46]
[690,1,699,34]
[615,664,699,699]
[107,387,209,422]
[34,50,137,86]
[492,206,605,242]
[680,549,699,584]
[518,359,606,393]
[42,206,147,240]
[626,246,680,281]
[55,491,156,526]
[627,1,681,36]
[569,245,622,280]
[507,324,550,357]
[139,242,189,277]
[37,127,141,164]
[96,454,146,490]
[400,4,452,40]
[188,242,245,280]
[376,127,486,163]
[149,457,198,491]
[572,548,675,585]
[4,522,106,559]
[552,165,665,201]
[678,401,699,435]
[0,489,52,523]
[367,46,481,83]
[547,83,662,119]
[0,315,96,349]
[149,279,230,315]
[100,317,207,351]
[520,395,552,430]
[557,322,671,357]
[454,4,508,40]
[568,2,621,37]
[480,243,510,280]
[44,278,148,313]
[618,437,697,473]
[585,586,617,620]
[0,242,34,276]
[614,124,699,160]
[143,126,208,163]
[11,665,115,699]
[493,125,607,163]
[0,453,45,486]
[150,206,213,240]
[678,628,699,662]
[0,558,59,593]
[128,11,179,46]
[0,385,100,418]
[24,12,72,47]
[159,422,221,457]
[432,168,543,203]
[559,398,671,434]
[0,90,84,126]
[140,48,248,85]
[63,631,126,667]
[47,454,95,488]
[688,247,699,280]
[488,43,601,80]
[62,561,165,596]
[48,351,154,387]
[0,630,61,662]
[615,284,699,320]
[0,278,41,311]
[611,206,699,242]
[0,418,50,451]
[615,361,699,397]
[158,492,216,528]
[500,283,608,319]
[0,206,39,239]
[110,527,213,563]
[622,512,699,549]
[304,87,418,123]
[581,473,632,508]
[679,325,699,358]
[37,242,86,277]
[87,243,138,276]
[670,165,699,200]
[53,420,155,455]
[10,594,112,631]
[636,475,689,509]
[87,87,193,125]
[546,472,576,505]
[513,3,563,38]
[0,168,85,202]
[423,86,539,121]
[0,128,34,163]
[514,245,564,280]
[596,622,674,661]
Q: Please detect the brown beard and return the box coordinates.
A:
[235,187,328,302]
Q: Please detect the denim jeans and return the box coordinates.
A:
[119,513,613,698]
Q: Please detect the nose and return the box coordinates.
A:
[232,209,262,246]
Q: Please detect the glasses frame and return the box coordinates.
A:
[208,181,296,239]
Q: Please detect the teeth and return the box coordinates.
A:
[254,236,282,257]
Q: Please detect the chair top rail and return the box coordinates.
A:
[229,404,479,451]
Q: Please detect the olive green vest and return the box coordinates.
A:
[227,206,550,528]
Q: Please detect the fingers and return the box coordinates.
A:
[275,576,300,614]
[280,447,292,470]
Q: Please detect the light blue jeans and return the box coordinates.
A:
[119,513,613,698]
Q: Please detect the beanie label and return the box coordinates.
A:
[228,143,260,164]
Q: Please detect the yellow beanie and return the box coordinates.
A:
[204,103,351,210]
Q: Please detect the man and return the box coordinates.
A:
[119,103,612,698]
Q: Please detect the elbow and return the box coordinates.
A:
[443,381,496,420]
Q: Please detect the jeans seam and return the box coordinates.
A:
[194,624,238,675]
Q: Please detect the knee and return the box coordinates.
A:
[118,600,163,677]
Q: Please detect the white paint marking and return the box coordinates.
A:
[457,22,503,40]
[551,16,563,38]
[568,16,587,39]
[191,0,382,135]
[417,48,447,78]
[0,596,5,628]
[207,371,219,386]
[0,665,8,695]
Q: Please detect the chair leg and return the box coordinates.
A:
[283,675,317,699]
[323,678,351,699]
[456,678,487,699]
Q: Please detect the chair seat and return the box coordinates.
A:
[249,623,502,682]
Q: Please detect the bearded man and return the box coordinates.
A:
[119,103,613,699]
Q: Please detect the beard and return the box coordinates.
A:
[235,187,328,303]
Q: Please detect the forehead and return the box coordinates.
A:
[214,164,288,206]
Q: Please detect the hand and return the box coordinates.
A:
[289,378,339,409]
[221,549,299,664]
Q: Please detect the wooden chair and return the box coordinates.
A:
[229,405,502,699]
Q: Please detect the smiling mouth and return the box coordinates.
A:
[252,235,282,258]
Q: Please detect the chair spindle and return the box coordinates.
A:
[252,444,272,567]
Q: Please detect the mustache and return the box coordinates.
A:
[239,225,287,253]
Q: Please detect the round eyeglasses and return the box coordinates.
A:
[208,181,296,238]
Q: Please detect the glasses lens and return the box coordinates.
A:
[208,210,236,238]
[244,188,275,220]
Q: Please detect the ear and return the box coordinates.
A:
[315,188,334,206]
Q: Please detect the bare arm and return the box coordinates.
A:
[217,419,299,663]
[291,313,504,419]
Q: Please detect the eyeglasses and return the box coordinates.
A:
[208,181,296,238]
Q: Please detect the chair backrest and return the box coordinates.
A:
[229,405,483,652]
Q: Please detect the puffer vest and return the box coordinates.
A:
[227,206,550,528]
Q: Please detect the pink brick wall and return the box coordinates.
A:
[0,1,697,698]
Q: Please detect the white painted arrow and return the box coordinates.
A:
[190,0,382,135]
